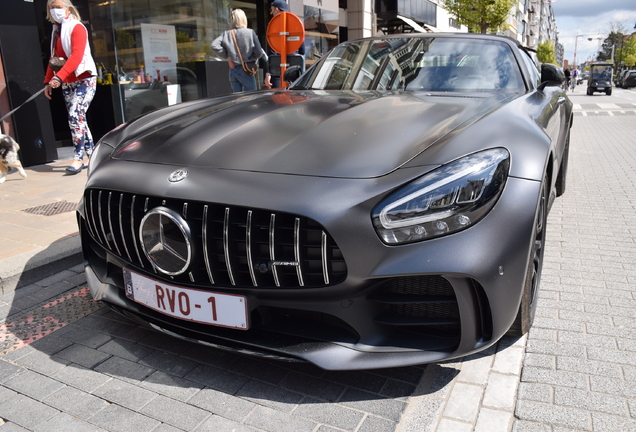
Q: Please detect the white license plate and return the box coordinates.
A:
[597,87,604,90]
[123,269,248,330]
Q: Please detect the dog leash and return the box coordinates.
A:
[0,87,47,123]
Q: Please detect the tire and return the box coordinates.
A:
[508,174,548,336]
[606,89,612,96]
[587,88,592,95]
[555,132,569,197]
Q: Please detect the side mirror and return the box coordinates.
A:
[538,63,565,91]
[283,66,302,85]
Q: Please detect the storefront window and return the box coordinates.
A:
[83,0,343,123]
[88,0,260,122]
[303,6,339,66]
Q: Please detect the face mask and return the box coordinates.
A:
[50,8,67,23]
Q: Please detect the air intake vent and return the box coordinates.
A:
[370,276,460,339]
[83,189,347,289]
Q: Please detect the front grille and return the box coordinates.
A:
[83,189,347,289]
[370,276,460,338]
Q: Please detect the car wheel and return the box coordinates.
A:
[586,88,592,95]
[508,174,548,336]
[606,89,612,96]
[555,132,569,197]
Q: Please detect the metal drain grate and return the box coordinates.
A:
[22,201,78,216]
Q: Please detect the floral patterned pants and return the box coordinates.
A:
[62,76,96,161]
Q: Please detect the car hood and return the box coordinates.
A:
[111,90,514,179]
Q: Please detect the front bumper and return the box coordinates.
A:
[79,165,541,370]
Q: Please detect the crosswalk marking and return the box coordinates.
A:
[573,102,636,111]
[597,103,621,109]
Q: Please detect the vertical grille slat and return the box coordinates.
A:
[246,210,257,287]
[224,207,236,286]
[84,188,347,289]
[321,231,329,285]
[269,213,280,287]
[97,191,111,251]
[130,195,145,268]
[85,189,98,242]
[118,193,133,262]
[202,205,215,284]
[107,192,122,256]
[293,218,304,287]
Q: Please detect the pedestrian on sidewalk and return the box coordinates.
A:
[44,0,97,175]
[210,9,263,93]
[571,67,579,91]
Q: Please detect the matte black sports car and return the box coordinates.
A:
[80,33,572,370]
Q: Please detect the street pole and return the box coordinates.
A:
[573,34,579,68]
[619,36,624,71]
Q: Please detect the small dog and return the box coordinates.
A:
[0,134,27,184]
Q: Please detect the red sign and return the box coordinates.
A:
[266,11,305,87]
[266,11,305,55]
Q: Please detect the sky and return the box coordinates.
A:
[549,0,636,67]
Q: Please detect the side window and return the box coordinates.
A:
[520,50,540,89]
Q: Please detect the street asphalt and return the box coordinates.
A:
[0,86,635,431]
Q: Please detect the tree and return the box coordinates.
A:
[443,0,515,34]
[599,31,625,62]
[623,35,636,67]
[602,21,631,67]
[614,36,636,66]
[537,40,557,65]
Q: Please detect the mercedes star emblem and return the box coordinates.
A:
[139,207,192,275]
[168,169,188,182]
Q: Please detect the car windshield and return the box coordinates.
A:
[591,66,612,80]
[292,37,525,92]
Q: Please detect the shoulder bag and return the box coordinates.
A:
[231,29,258,76]
[49,28,67,72]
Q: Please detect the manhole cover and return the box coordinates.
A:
[22,201,78,216]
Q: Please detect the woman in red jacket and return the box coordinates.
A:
[44,0,97,174]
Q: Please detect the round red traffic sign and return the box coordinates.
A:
[266,11,305,55]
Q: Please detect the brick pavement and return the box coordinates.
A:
[0,146,86,294]
[0,261,529,432]
[0,264,424,431]
[512,98,636,431]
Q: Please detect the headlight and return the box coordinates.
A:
[372,148,510,245]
